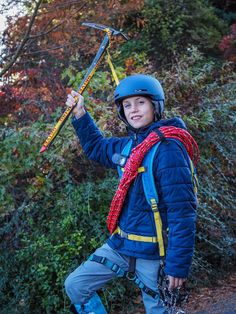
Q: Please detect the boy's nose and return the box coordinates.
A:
[131,105,138,112]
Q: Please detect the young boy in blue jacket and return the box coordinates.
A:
[64,74,198,314]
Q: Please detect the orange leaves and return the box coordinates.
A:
[39,86,53,102]
[125,57,136,75]
[136,17,146,29]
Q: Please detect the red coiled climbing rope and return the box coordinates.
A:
[107,126,199,234]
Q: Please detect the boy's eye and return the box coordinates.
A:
[123,103,131,109]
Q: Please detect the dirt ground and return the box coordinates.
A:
[187,272,236,314]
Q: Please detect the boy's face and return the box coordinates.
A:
[122,96,154,129]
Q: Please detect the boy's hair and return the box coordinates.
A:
[114,74,165,125]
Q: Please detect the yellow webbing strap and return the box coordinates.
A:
[114,226,158,243]
[120,166,146,173]
[151,198,165,257]
[138,166,146,173]
[107,51,119,86]
[189,159,198,193]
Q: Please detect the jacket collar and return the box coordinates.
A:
[128,117,187,144]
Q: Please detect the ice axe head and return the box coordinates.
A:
[82,22,129,41]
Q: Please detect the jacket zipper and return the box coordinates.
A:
[133,133,138,146]
[133,132,139,186]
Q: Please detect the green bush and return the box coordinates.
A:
[120,0,228,65]
[1,176,109,313]
[0,96,138,312]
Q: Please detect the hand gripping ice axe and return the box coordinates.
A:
[40,22,128,153]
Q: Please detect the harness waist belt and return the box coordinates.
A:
[113,226,158,243]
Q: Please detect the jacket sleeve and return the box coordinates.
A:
[71,112,126,169]
[155,139,197,278]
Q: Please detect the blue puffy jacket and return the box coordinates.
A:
[72,112,197,278]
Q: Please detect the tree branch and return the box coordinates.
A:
[1,2,86,64]
[28,23,62,40]
[0,0,43,78]
[21,40,80,56]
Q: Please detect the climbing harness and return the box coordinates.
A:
[88,254,190,313]
[158,261,189,314]
[88,254,159,299]
[88,254,190,312]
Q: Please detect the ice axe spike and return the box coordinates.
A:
[40,23,128,154]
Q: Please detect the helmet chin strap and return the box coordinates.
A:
[152,100,162,121]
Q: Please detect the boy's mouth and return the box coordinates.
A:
[131,115,142,120]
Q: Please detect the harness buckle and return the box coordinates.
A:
[119,228,128,238]
[126,272,136,281]
[111,263,126,277]
[111,264,119,273]
[145,287,159,299]
[112,153,127,167]
[100,256,107,264]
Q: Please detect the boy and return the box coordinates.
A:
[64,74,198,314]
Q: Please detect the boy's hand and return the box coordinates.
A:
[168,275,186,290]
[66,90,86,119]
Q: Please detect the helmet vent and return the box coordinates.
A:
[134,89,147,92]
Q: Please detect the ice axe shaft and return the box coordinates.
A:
[40,23,128,153]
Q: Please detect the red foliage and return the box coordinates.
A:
[2,0,144,68]
[0,84,23,117]
[219,23,236,62]
[0,62,66,124]
[0,0,144,124]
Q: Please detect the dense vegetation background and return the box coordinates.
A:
[0,0,235,313]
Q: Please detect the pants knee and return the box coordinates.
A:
[64,273,89,304]
[64,274,75,301]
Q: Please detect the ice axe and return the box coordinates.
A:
[40,22,128,153]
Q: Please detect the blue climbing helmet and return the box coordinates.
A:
[114,74,165,125]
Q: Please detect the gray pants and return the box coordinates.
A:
[64,243,166,314]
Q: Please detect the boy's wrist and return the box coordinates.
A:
[73,109,86,119]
